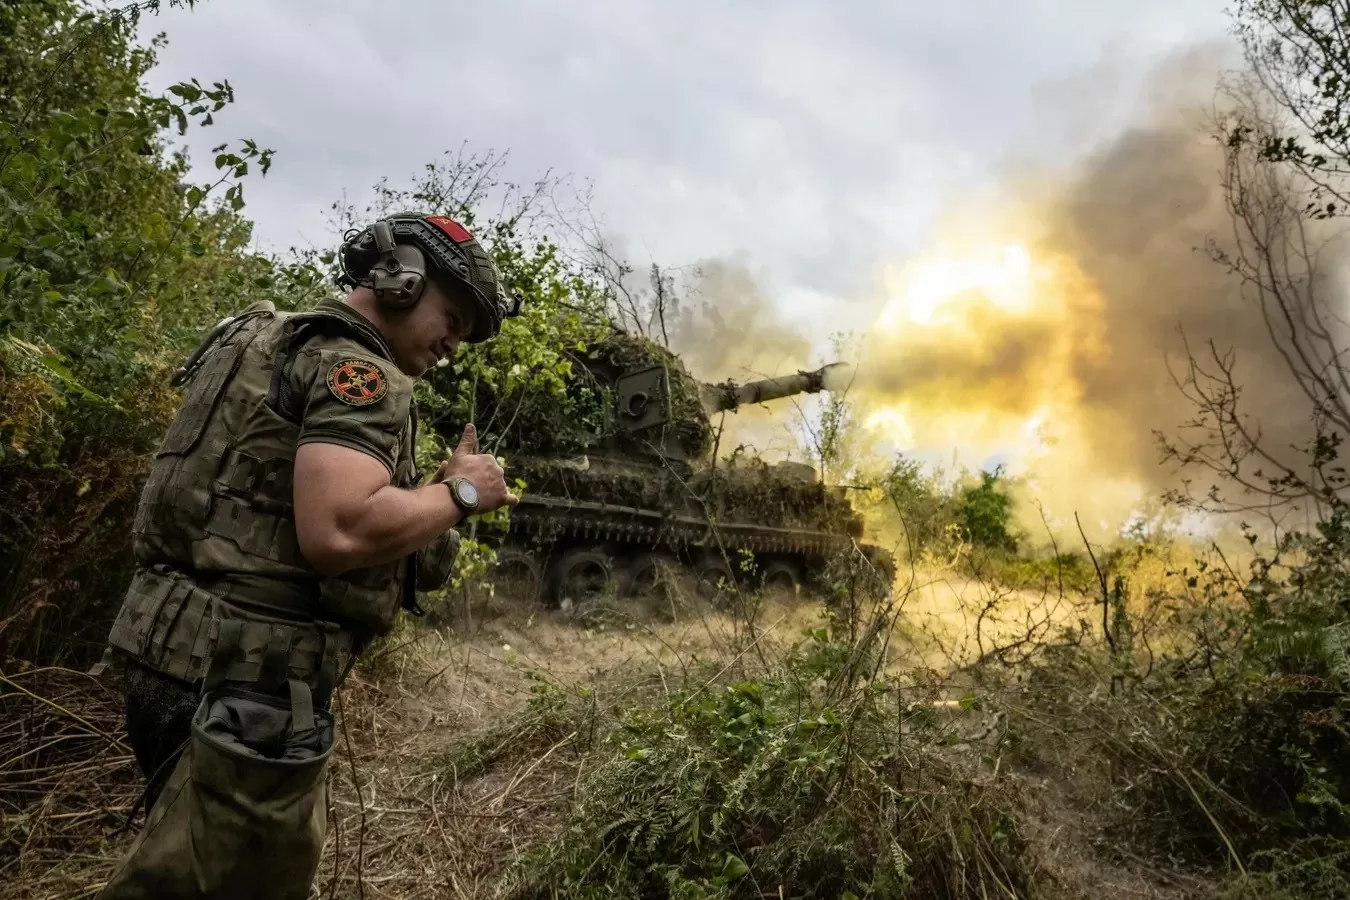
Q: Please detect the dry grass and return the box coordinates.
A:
[0,592,796,899]
[0,665,142,900]
[312,667,575,899]
[0,574,1242,900]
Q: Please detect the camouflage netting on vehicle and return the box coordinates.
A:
[511,455,862,535]
[694,458,864,535]
[438,331,714,462]
[511,457,694,515]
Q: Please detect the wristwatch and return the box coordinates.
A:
[445,477,480,515]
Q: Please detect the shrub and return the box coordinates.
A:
[498,626,1038,900]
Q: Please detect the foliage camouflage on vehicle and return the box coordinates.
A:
[437,328,893,608]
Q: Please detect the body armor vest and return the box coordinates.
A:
[102,299,458,696]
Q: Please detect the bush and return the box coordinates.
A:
[1007,486,1350,893]
[953,466,1018,555]
[0,0,309,665]
[498,626,1039,900]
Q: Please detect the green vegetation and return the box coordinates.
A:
[5,0,1350,898]
[486,601,1036,900]
[0,0,316,663]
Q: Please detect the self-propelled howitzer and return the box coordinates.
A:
[453,332,893,608]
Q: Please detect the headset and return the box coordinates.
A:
[336,214,521,342]
[340,219,434,311]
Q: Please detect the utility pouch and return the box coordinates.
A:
[416,528,462,593]
[98,621,335,900]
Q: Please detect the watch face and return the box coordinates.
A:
[456,479,479,507]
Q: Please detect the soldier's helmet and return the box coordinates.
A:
[337,212,521,343]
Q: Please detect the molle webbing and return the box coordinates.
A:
[214,449,295,509]
[107,566,352,703]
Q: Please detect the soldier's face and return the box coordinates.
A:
[385,280,477,377]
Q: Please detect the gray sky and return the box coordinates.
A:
[137,0,1237,343]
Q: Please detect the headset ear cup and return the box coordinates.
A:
[379,270,423,309]
[371,245,430,310]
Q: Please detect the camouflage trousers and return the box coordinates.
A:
[99,621,335,900]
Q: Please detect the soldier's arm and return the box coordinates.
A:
[293,442,466,576]
[287,344,513,577]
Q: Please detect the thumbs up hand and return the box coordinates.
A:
[432,424,518,512]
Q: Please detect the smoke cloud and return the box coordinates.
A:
[624,45,1337,548]
[847,45,1327,541]
[669,258,815,382]
[667,258,820,461]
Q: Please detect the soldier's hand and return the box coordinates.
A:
[433,424,519,513]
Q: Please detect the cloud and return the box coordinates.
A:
[136,0,1234,344]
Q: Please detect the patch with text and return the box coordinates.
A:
[326,359,388,407]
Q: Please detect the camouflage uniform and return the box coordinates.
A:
[94,296,460,900]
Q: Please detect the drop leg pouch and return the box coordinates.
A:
[98,677,334,900]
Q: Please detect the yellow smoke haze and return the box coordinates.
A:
[841,48,1326,547]
[660,48,1325,553]
[852,213,1153,539]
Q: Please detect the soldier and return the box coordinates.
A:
[93,213,520,899]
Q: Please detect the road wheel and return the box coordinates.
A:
[491,549,543,604]
[550,548,616,611]
[759,560,801,598]
[621,552,684,620]
[695,555,737,609]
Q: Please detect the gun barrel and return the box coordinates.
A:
[702,362,849,412]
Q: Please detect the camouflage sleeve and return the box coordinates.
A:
[291,337,412,477]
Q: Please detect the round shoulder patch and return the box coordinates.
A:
[327,358,389,406]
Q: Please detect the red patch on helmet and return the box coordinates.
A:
[426,216,475,244]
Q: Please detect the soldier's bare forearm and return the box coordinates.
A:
[317,482,465,574]
[294,441,464,576]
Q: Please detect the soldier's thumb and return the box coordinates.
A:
[453,423,478,456]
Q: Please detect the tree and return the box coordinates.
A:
[1230,0,1350,223]
[1160,2,1350,521]
[0,0,313,664]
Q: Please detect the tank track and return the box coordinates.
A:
[495,494,896,607]
[511,495,861,556]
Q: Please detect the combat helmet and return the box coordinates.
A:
[337,212,521,343]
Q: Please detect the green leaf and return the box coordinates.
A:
[89,275,122,295]
[720,854,749,880]
[39,354,101,401]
